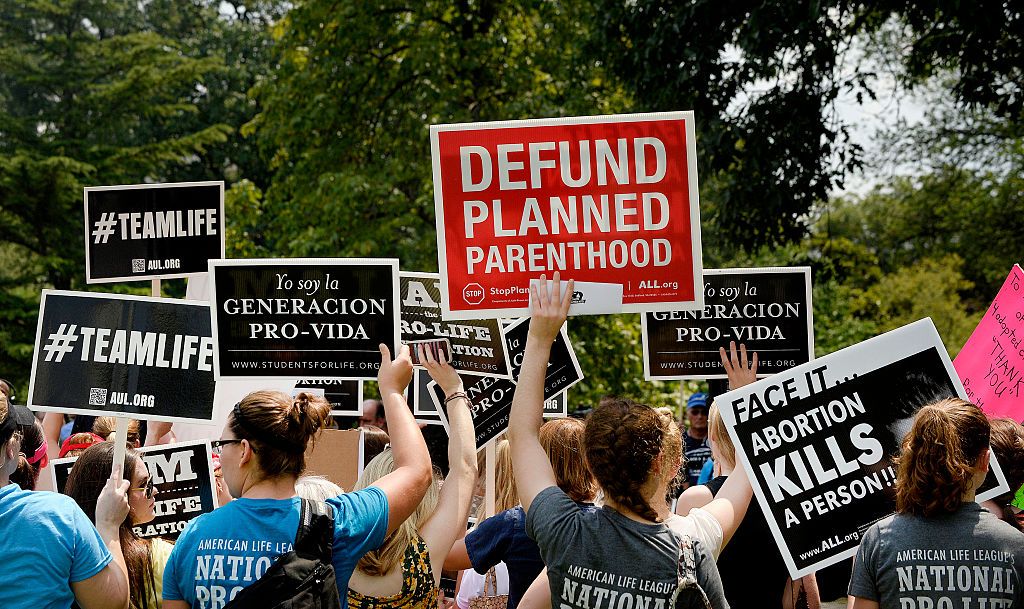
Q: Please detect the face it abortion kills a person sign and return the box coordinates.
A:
[431,112,703,319]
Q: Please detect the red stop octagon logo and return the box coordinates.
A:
[463,283,485,305]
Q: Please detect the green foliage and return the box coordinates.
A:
[0,0,231,394]
[247,0,628,271]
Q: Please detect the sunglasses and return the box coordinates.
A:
[129,478,155,499]
[210,439,243,455]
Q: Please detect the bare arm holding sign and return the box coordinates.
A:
[508,273,574,513]
[371,343,435,535]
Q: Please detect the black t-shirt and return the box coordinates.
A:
[707,475,790,608]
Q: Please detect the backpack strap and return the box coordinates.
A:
[294,498,335,563]
[669,534,712,609]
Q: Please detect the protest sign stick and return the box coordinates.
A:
[485,441,496,518]
[111,416,129,479]
[151,279,160,298]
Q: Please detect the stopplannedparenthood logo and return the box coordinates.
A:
[30,291,216,422]
[463,283,485,305]
[84,181,224,283]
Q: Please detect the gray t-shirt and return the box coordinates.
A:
[849,502,1024,608]
[525,486,728,609]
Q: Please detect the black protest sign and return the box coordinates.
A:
[294,379,363,416]
[401,272,512,378]
[719,319,1009,579]
[29,291,216,423]
[642,267,814,380]
[209,259,400,380]
[428,373,569,447]
[503,317,584,398]
[84,182,224,283]
[51,440,217,541]
[409,369,445,425]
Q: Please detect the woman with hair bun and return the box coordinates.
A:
[848,399,1024,608]
[163,344,434,609]
[509,274,757,609]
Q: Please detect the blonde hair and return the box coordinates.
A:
[495,438,519,512]
[93,417,141,447]
[708,404,735,469]
[353,449,440,575]
[295,475,344,502]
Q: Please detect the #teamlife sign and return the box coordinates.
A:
[51,440,217,541]
[209,259,400,380]
[400,272,513,378]
[718,319,1009,579]
[642,267,814,380]
[85,181,225,283]
[29,291,216,422]
[954,265,1024,418]
[431,112,704,319]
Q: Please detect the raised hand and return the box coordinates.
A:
[420,344,464,396]
[528,272,573,346]
[378,343,413,395]
[719,341,759,389]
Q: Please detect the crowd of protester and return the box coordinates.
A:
[1,275,1023,609]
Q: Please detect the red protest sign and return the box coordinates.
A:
[430,112,704,319]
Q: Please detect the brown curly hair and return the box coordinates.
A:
[895,399,990,518]
[231,391,332,478]
[584,398,680,522]
[988,418,1024,523]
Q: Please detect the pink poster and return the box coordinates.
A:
[954,265,1024,418]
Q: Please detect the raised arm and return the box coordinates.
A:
[418,346,478,584]
[508,273,573,513]
[701,341,758,547]
[371,344,434,535]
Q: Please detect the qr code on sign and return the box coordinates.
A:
[132,259,146,273]
[88,388,108,406]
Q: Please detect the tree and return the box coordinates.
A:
[0,0,230,395]
[593,0,1024,252]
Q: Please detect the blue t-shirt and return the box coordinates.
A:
[0,482,112,609]
[163,487,389,609]
[466,503,596,609]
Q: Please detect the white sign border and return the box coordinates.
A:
[29,289,218,424]
[430,111,704,320]
[84,181,226,284]
[207,257,401,381]
[717,318,1009,580]
[641,266,815,380]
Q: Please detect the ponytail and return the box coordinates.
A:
[895,399,989,518]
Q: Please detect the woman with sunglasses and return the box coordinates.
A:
[65,441,169,609]
[163,344,434,608]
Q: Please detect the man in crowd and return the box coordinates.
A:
[360,398,387,433]
[683,392,712,487]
